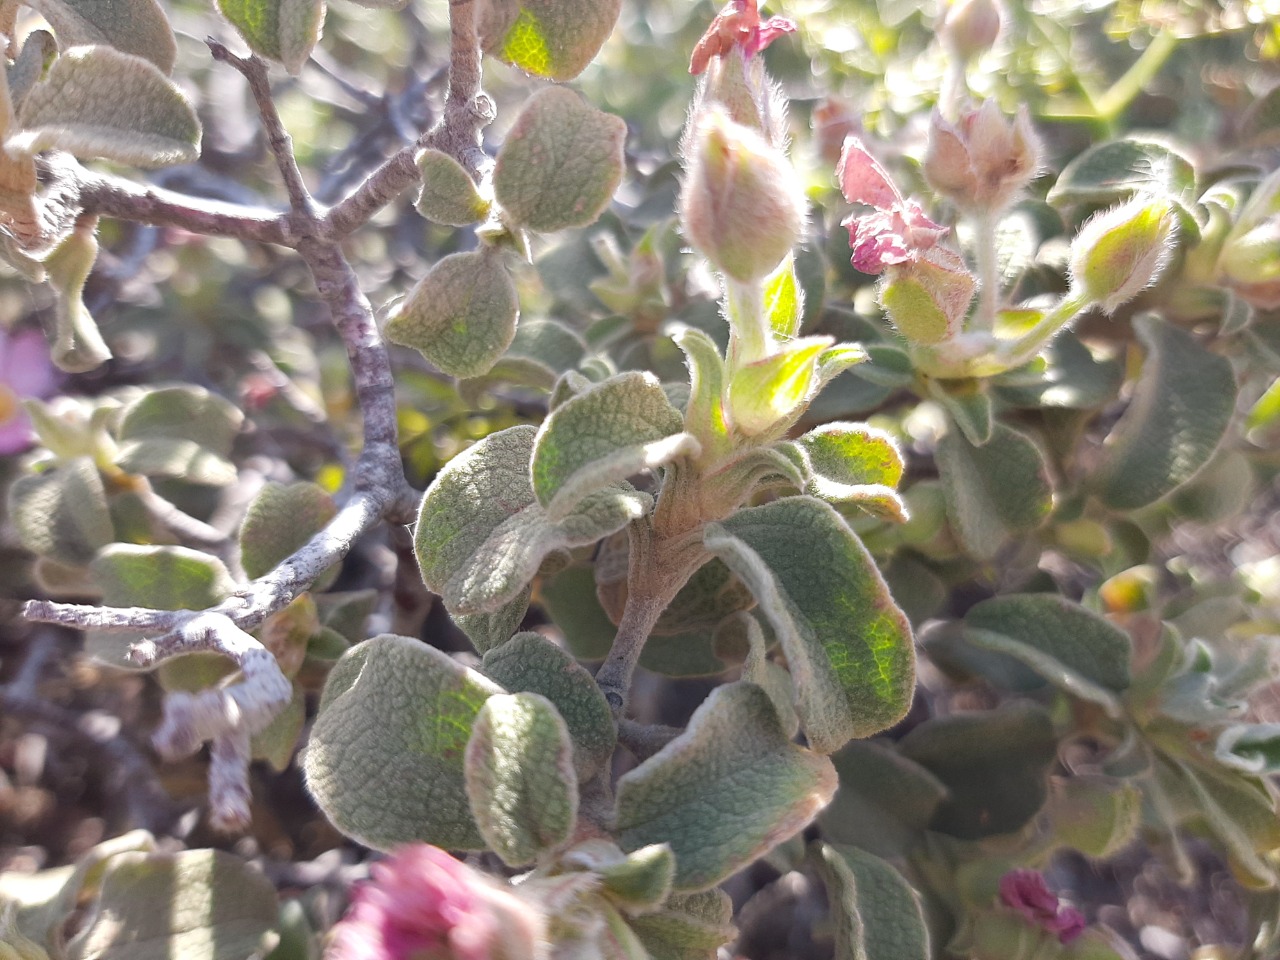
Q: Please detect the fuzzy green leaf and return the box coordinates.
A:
[628,893,736,960]
[304,634,503,850]
[931,380,993,446]
[13,46,200,165]
[615,681,837,891]
[1047,776,1142,859]
[598,844,676,911]
[465,691,577,865]
[9,456,112,566]
[454,586,531,655]
[786,422,907,521]
[899,703,1057,840]
[1217,724,1280,775]
[250,683,305,772]
[671,326,730,460]
[43,221,111,372]
[490,0,622,81]
[464,319,588,396]
[64,849,278,960]
[763,255,802,339]
[818,740,948,859]
[386,249,519,379]
[704,497,915,753]
[1095,315,1236,510]
[31,0,176,72]
[416,425,649,614]
[481,631,616,779]
[963,594,1132,706]
[1048,137,1196,209]
[239,481,337,580]
[531,371,695,521]
[935,421,1053,559]
[119,384,244,456]
[416,148,490,226]
[114,438,237,486]
[494,86,625,232]
[726,336,831,437]
[216,0,324,74]
[816,844,930,960]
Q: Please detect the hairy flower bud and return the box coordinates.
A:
[327,844,544,960]
[880,246,976,344]
[679,108,806,283]
[1217,168,1280,309]
[940,0,1002,60]
[1068,195,1177,314]
[923,101,1041,213]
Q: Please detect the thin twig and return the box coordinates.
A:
[617,718,684,761]
[133,479,231,554]
[208,43,319,220]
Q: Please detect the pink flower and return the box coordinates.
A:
[998,870,1087,944]
[0,327,59,456]
[327,845,543,960]
[689,0,797,75]
[837,137,948,275]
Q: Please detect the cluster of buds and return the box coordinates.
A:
[326,845,544,960]
[679,0,805,288]
[839,137,976,344]
[923,99,1041,214]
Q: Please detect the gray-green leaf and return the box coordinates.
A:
[1095,315,1236,510]
[385,249,519,379]
[615,681,837,891]
[415,425,650,614]
[9,456,113,566]
[216,0,324,74]
[464,691,577,865]
[531,371,696,522]
[703,497,915,754]
[935,421,1053,559]
[13,46,200,165]
[31,0,177,73]
[815,843,930,960]
[481,631,616,779]
[304,635,502,850]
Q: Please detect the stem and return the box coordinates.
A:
[1094,30,1177,124]
[208,44,319,220]
[593,520,708,716]
[971,209,1000,332]
[725,279,770,369]
[617,719,683,760]
[997,288,1092,369]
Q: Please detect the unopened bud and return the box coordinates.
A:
[923,101,1041,212]
[699,48,788,147]
[1068,195,1177,314]
[880,246,976,344]
[940,0,1002,61]
[1217,168,1280,309]
[679,108,806,283]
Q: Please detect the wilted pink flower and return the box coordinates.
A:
[0,327,59,456]
[327,845,543,960]
[689,0,796,75]
[923,100,1041,212]
[998,869,1087,944]
[837,137,949,275]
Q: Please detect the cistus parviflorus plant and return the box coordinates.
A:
[2,0,1280,956]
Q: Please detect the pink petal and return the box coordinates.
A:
[837,137,903,209]
[1,329,59,399]
[1051,907,1087,944]
[744,16,797,57]
[844,211,911,273]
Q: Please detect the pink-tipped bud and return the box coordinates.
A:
[1217,168,1280,309]
[679,107,806,283]
[1068,195,1178,314]
[940,0,1002,61]
[923,101,1041,212]
[879,246,976,344]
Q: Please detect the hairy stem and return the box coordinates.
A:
[971,209,1000,332]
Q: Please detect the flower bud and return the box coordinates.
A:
[1068,195,1177,314]
[879,246,976,345]
[328,844,544,960]
[923,101,1041,212]
[940,0,1002,61]
[1216,168,1280,309]
[679,107,806,283]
